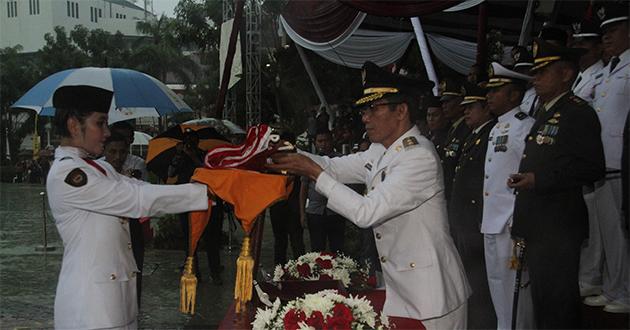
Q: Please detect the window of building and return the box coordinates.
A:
[74,3,78,18]
[98,8,102,18]
[28,0,39,15]
[67,1,70,17]
[7,1,17,17]
[90,7,93,22]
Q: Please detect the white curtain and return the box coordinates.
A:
[279,13,367,51]
[315,29,414,68]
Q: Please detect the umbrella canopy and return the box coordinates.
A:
[132,131,153,146]
[183,117,246,135]
[10,67,192,123]
[146,124,229,181]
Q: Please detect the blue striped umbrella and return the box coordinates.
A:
[11,67,192,123]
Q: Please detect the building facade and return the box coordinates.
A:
[0,0,155,53]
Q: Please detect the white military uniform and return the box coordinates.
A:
[481,107,535,329]
[583,48,630,305]
[305,126,471,327]
[520,87,537,116]
[572,60,604,106]
[47,146,207,329]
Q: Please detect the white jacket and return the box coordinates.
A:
[47,146,207,329]
[306,126,471,320]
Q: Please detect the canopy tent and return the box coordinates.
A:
[280,0,591,74]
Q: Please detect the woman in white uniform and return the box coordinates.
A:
[47,85,208,329]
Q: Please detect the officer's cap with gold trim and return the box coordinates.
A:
[439,77,463,102]
[53,85,113,113]
[511,46,534,68]
[530,38,587,72]
[596,1,629,29]
[486,62,531,88]
[460,81,487,106]
[571,19,601,39]
[355,62,433,106]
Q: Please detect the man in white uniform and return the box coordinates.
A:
[268,62,471,329]
[482,62,535,329]
[582,1,630,313]
[570,19,604,105]
[47,85,209,329]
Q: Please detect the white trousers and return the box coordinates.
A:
[422,301,467,330]
[484,231,534,330]
[579,177,630,304]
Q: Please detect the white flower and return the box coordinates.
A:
[272,265,284,282]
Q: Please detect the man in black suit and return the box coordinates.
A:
[448,81,497,329]
[509,38,606,328]
[440,78,471,202]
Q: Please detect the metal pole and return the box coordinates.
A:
[35,191,55,252]
[411,17,439,96]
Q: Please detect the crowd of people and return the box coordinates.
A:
[33,1,629,329]
[268,2,629,329]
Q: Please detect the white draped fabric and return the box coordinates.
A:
[315,29,414,68]
[280,13,367,51]
[444,0,485,12]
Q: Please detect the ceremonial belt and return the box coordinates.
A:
[83,158,107,176]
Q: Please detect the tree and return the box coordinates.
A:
[131,15,199,84]
[37,26,88,76]
[0,46,40,164]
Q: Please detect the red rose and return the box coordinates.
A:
[320,251,336,258]
[315,257,333,269]
[319,273,333,281]
[325,303,354,329]
[297,263,312,277]
[284,309,307,330]
[305,311,325,329]
[366,275,377,288]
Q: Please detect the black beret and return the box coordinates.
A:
[53,85,113,113]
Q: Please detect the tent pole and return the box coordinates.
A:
[215,0,245,120]
[296,45,329,113]
[518,0,535,46]
[476,1,488,69]
[411,17,438,96]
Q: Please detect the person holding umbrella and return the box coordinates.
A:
[46,85,209,329]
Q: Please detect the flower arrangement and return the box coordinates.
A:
[252,290,389,330]
[272,252,369,288]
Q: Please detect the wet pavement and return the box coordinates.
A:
[0,183,281,329]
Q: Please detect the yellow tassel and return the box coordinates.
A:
[179,256,197,314]
[234,236,254,314]
[508,241,519,270]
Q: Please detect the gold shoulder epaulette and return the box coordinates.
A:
[403,136,419,149]
[569,95,586,105]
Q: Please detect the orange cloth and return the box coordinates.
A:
[190,168,292,235]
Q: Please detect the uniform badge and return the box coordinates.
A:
[536,134,545,145]
[475,139,481,145]
[364,163,372,171]
[553,113,561,118]
[547,118,559,124]
[402,136,418,148]
[65,168,87,187]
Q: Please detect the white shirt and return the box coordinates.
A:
[481,107,535,234]
[592,48,630,169]
[48,146,207,329]
[573,60,604,105]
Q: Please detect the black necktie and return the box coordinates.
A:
[610,57,620,73]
